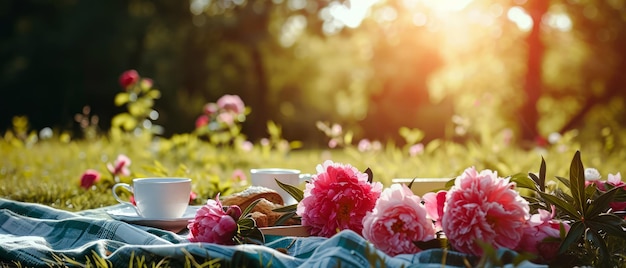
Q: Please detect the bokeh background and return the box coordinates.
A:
[1,0,625,147]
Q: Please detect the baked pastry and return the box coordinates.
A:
[221,186,284,209]
[222,186,298,227]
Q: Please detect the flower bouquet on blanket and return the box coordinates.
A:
[187,151,626,267]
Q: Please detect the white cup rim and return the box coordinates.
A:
[133,178,191,184]
[250,168,300,174]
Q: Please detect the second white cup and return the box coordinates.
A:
[250,168,308,205]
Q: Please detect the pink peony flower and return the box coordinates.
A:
[442,167,530,256]
[423,190,447,231]
[362,184,436,256]
[80,169,101,189]
[606,172,625,190]
[107,154,131,177]
[516,206,569,262]
[296,160,383,237]
[605,173,626,211]
[188,194,241,244]
[119,69,139,89]
[216,94,245,115]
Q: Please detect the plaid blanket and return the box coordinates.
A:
[0,198,545,267]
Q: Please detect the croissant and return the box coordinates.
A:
[221,186,284,209]
[222,186,298,227]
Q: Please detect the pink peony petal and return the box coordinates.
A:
[297,160,382,237]
[442,167,529,256]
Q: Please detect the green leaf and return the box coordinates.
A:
[272,203,297,213]
[553,188,574,204]
[584,185,597,201]
[344,130,353,145]
[586,186,619,218]
[128,102,147,117]
[528,173,540,186]
[111,113,136,131]
[275,178,304,202]
[511,173,539,191]
[612,188,626,202]
[538,192,581,219]
[585,214,626,239]
[240,198,262,218]
[273,211,298,226]
[237,220,264,245]
[399,127,424,144]
[569,151,587,215]
[539,156,546,192]
[407,178,417,189]
[364,167,373,184]
[413,238,443,250]
[114,92,130,106]
[585,228,609,265]
[267,121,281,138]
[238,217,256,228]
[146,89,161,99]
[559,221,585,254]
[554,176,571,189]
[445,178,456,188]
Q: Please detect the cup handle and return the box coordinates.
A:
[112,183,141,215]
[299,173,312,184]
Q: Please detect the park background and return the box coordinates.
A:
[2,0,625,147]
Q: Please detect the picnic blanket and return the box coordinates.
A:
[0,198,546,267]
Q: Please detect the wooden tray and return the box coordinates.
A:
[259,225,310,237]
[391,178,451,196]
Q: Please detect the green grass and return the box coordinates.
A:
[2,124,625,211]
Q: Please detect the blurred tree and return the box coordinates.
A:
[554,0,626,133]
[519,0,548,142]
[2,0,626,149]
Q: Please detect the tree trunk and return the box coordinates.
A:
[249,46,269,140]
[520,1,549,142]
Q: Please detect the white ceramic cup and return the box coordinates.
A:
[250,168,309,205]
[112,178,191,219]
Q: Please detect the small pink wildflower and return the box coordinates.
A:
[358,139,371,152]
[216,95,245,114]
[80,169,101,189]
[195,115,210,128]
[107,154,131,177]
[231,169,247,183]
[119,70,139,89]
[408,143,424,157]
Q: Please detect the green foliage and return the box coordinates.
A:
[112,73,163,135]
[512,151,626,267]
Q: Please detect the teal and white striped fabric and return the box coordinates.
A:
[0,198,545,267]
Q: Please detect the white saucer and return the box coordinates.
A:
[106,205,201,232]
